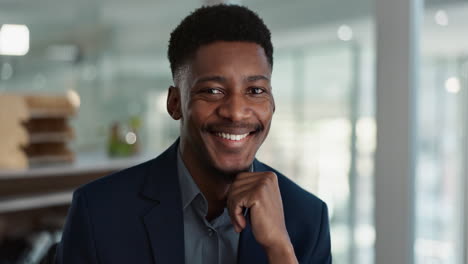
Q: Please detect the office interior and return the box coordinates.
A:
[0,0,467,263]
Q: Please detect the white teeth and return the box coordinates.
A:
[215,132,249,141]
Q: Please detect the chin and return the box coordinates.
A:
[211,159,252,182]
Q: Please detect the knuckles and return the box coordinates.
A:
[257,172,277,188]
[263,171,277,181]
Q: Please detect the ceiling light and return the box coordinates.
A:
[0,24,30,56]
[445,77,460,94]
[337,25,353,41]
[435,10,449,26]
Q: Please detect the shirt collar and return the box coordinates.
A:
[177,147,202,210]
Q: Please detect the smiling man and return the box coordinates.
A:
[56,4,331,264]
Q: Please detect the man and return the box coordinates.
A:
[56,4,331,264]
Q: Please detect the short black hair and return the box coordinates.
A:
[168,4,273,79]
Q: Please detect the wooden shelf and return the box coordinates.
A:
[0,191,73,213]
[0,152,155,180]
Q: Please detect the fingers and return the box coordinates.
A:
[234,172,278,186]
[230,173,259,189]
[227,172,279,233]
[232,201,246,232]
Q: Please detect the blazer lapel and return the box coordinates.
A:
[237,159,268,264]
[141,140,185,264]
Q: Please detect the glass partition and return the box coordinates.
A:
[258,39,375,264]
[416,1,468,263]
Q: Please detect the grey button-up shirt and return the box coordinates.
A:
[177,149,239,264]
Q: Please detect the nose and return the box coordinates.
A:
[217,92,251,121]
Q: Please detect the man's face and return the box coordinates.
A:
[168,41,275,178]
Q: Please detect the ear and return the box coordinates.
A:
[167,86,182,120]
[271,90,276,113]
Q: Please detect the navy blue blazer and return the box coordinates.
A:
[56,141,331,263]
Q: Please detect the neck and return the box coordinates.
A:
[180,144,232,221]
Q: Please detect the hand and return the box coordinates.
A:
[227,172,298,263]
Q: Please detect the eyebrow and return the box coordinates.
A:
[195,76,227,84]
[194,75,270,85]
[246,75,270,82]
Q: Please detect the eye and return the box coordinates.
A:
[206,88,223,94]
[249,87,265,94]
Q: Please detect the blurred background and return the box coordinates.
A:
[0,0,467,263]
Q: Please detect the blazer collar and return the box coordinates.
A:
[141,139,185,264]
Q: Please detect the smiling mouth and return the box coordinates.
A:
[214,132,250,141]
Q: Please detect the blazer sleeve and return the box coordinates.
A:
[55,190,100,264]
[307,202,332,264]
